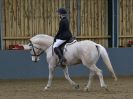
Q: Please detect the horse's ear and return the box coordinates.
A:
[23,44,31,50]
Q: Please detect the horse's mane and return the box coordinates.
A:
[30,34,54,44]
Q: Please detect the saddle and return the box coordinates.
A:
[59,37,77,54]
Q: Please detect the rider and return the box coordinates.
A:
[53,8,72,66]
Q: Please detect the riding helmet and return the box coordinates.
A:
[57,8,67,14]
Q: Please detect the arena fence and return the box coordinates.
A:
[2,0,108,49]
[119,0,133,47]
[1,0,133,49]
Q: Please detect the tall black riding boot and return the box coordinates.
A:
[54,47,67,66]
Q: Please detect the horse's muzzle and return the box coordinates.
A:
[33,60,38,63]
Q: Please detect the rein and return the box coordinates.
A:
[29,41,44,57]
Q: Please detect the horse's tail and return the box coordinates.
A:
[96,44,117,81]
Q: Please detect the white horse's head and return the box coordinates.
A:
[23,34,53,62]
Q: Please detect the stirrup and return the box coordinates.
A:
[58,58,67,67]
[61,60,67,66]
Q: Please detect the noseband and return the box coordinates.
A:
[29,41,44,57]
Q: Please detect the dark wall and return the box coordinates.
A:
[0,48,133,79]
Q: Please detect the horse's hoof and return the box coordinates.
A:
[43,86,49,91]
[114,77,118,81]
[75,84,80,90]
[84,87,89,92]
[104,87,109,92]
[43,88,47,91]
[102,85,109,91]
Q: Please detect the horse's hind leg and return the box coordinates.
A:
[84,70,95,91]
[84,64,107,91]
[63,66,79,89]
[90,65,107,89]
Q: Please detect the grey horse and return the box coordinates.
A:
[23,34,117,91]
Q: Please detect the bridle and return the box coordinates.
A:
[29,41,44,57]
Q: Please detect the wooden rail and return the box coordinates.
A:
[3,36,111,40]
[119,0,133,47]
[3,0,108,49]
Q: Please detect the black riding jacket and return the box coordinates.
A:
[54,17,72,41]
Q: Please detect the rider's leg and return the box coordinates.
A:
[54,47,65,60]
[53,39,66,65]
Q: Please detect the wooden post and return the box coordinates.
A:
[108,0,119,47]
[0,0,3,50]
[112,0,119,47]
[77,0,81,36]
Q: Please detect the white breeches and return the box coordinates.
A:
[53,39,66,48]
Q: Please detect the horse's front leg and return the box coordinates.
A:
[44,65,55,91]
[63,66,79,89]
